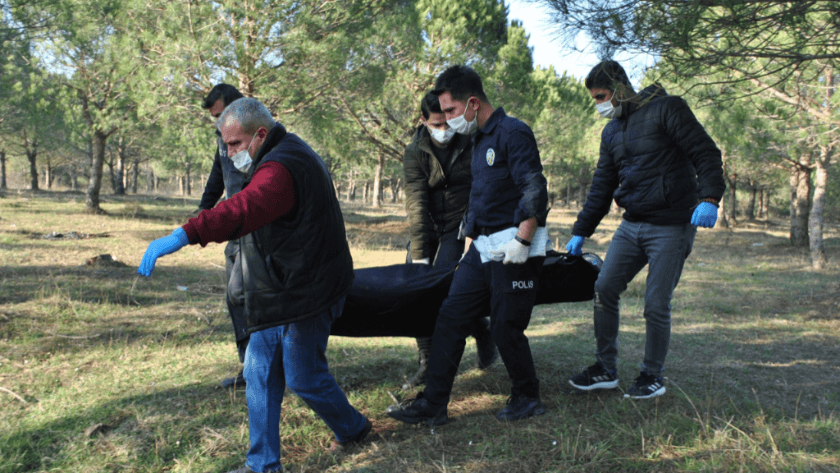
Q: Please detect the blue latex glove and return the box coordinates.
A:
[691,202,718,228]
[138,227,189,277]
[565,235,585,256]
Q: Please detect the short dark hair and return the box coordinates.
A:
[432,65,489,103]
[584,60,631,91]
[202,83,244,109]
[420,92,443,120]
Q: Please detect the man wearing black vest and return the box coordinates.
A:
[138,98,371,473]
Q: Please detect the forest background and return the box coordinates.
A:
[1,1,840,472]
[1,0,838,270]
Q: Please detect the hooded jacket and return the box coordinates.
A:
[403,125,472,261]
[572,85,725,237]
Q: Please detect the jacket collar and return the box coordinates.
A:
[252,123,288,167]
[478,107,506,136]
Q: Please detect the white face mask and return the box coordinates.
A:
[230,131,258,174]
[447,100,478,135]
[428,125,456,145]
[596,87,623,119]
[596,101,622,119]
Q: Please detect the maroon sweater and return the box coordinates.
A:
[183,161,295,246]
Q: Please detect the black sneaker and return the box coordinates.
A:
[220,370,246,389]
[386,393,449,426]
[330,419,373,451]
[568,363,619,391]
[496,395,546,421]
[624,372,666,399]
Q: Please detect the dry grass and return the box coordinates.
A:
[1,190,839,472]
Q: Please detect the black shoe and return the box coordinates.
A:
[386,393,449,426]
[568,363,618,391]
[402,337,431,391]
[220,370,246,389]
[330,419,373,451]
[624,372,666,399]
[473,318,498,370]
[496,395,546,421]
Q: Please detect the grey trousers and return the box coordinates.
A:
[593,220,696,376]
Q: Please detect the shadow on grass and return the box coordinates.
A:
[0,383,248,473]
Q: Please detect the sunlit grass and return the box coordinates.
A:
[1,192,839,472]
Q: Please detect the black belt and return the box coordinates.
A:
[476,224,512,236]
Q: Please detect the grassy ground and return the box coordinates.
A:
[1,190,839,473]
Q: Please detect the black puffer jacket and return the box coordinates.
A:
[572,85,725,237]
[403,125,472,261]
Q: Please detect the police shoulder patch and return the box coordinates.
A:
[486,148,495,166]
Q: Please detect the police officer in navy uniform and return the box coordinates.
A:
[386,64,552,424]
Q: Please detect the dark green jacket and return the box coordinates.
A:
[403,125,472,261]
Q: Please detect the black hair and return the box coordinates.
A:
[202,83,244,109]
[584,60,631,91]
[431,65,489,103]
[420,92,443,120]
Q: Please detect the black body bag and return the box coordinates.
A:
[332,251,601,338]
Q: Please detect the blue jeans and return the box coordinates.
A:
[593,221,696,377]
[424,244,544,406]
[243,296,367,473]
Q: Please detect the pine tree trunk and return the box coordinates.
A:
[789,162,811,247]
[757,188,765,219]
[114,153,126,195]
[27,151,38,190]
[85,130,107,213]
[372,155,384,208]
[745,180,756,220]
[185,162,192,196]
[716,192,729,229]
[808,151,829,269]
[0,149,7,190]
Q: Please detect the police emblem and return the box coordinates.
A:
[486,148,495,166]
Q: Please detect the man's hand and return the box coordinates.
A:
[138,228,189,277]
[691,202,718,228]
[565,236,585,256]
[489,238,530,265]
[412,258,430,265]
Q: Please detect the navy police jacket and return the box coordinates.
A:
[464,107,549,238]
[572,85,725,237]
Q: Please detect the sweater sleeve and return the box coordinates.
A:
[182,161,296,246]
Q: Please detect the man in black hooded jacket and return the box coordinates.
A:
[566,60,725,400]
